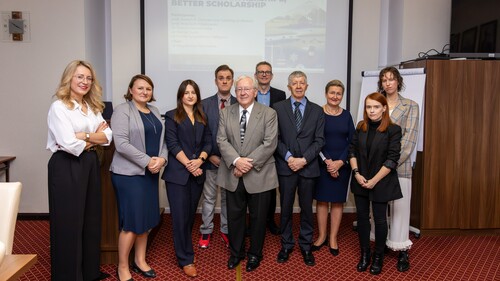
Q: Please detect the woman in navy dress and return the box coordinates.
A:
[161,79,211,278]
[312,80,355,256]
[110,74,168,281]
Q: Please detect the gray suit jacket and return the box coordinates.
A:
[110,101,168,175]
[216,102,278,194]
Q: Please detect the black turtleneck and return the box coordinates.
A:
[367,120,381,155]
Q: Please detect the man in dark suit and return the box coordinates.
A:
[217,75,278,272]
[272,71,324,266]
[199,65,236,249]
[253,61,286,235]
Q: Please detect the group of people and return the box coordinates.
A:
[46,59,418,280]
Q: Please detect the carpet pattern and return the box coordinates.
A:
[12,213,500,280]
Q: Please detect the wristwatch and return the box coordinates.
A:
[199,156,206,162]
[85,133,90,142]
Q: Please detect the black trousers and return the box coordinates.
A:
[354,195,388,255]
[278,174,315,251]
[266,188,277,224]
[48,151,102,281]
[166,177,203,267]
[226,178,271,260]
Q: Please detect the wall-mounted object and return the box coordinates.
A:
[1,11,30,42]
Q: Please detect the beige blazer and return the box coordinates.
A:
[216,102,278,194]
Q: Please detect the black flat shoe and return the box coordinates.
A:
[245,256,261,272]
[329,247,339,256]
[300,250,316,266]
[311,239,328,251]
[277,248,293,263]
[131,261,156,278]
[227,256,243,269]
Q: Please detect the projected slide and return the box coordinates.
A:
[145,0,348,113]
[167,0,326,72]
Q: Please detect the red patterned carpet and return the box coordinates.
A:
[13,213,500,280]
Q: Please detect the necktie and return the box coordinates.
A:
[294,101,302,131]
[240,109,247,144]
[220,98,226,109]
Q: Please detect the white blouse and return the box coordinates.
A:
[47,99,112,156]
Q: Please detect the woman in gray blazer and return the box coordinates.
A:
[110,74,168,281]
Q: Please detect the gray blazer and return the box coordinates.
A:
[110,101,168,175]
[216,102,278,194]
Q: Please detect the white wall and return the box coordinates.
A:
[0,0,450,213]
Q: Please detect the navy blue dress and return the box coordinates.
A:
[314,110,355,203]
[112,111,162,234]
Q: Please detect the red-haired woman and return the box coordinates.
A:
[348,92,402,275]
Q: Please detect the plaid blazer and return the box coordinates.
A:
[391,95,419,178]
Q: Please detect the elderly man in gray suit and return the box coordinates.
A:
[216,75,278,272]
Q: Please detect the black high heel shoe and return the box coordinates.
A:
[116,268,134,281]
[131,261,156,278]
[329,247,339,256]
[311,239,328,251]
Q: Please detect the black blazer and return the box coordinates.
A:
[255,86,286,107]
[348,123,403,202]
[202,93,237,170]
[272,97,325,177]
[161,110,212,185]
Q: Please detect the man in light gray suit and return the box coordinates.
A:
[216,75,278,272]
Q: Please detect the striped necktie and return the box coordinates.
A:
[294,101,302,131]
[240,109,247,144]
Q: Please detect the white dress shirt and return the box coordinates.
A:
[47,100,112,156]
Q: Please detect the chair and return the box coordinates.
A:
[0,182,22,255]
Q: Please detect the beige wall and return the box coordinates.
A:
[0,0,450,213]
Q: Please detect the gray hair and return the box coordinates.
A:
[234,75,258,89]
[288,71,308,85]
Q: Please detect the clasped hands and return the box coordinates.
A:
[186,158,204,177]
[287,156,307,172]
[233,157,253,178]
[354,173,375,189]
[325,159,343,178]
[148,157,166,174]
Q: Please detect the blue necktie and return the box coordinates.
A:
[294,101,302,131]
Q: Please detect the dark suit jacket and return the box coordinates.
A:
[161,109,212,186]
[216,102,278,194]
[272,97,325,177]
[202,93,237,170]
[348,123,403,202]
[256,86,286,107]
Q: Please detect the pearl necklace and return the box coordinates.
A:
[324,105,341,116]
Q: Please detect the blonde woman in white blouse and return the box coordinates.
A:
[47,60,112,281]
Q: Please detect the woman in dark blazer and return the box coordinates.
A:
[110,74,168,281]
[161,79,211,278]
[349,92,402,275]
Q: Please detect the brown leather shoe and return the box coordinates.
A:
[183,264,198,278]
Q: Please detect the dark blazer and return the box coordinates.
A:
[161,109,212,185]
[202,93,237,170]
[348,123,403,202]
[272,97,325,177]
[255,86,286,107]
[216,102,278,193]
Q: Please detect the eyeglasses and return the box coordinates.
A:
[73,74,94,83]
[256,71,272,76]
[235,87,254,93]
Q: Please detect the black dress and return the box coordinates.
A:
[112,111,161,234]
